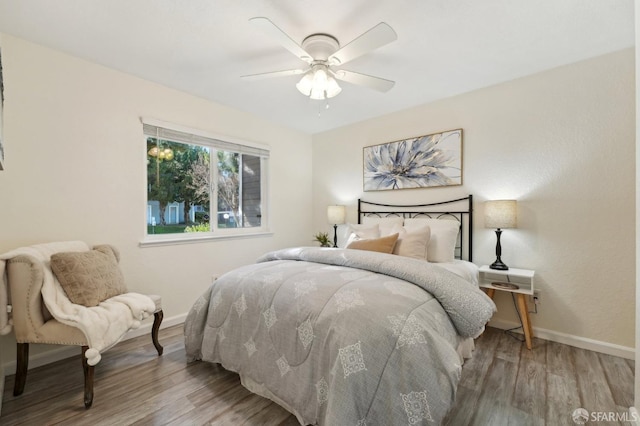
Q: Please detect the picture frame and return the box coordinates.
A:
[363,129,462,191]
[0,45,4,171]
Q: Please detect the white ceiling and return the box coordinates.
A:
[0,0,634,135]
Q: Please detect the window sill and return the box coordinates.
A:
[139,230,273,247]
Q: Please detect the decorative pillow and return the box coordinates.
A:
[346,233,399,254]
[389,224,431,260]
[344,223,380,247]
[50,245,127,307]
[404,218,459,262]
[362,216,404,236]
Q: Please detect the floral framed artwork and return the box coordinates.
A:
[363,129,462,191]
[0,46,4,171]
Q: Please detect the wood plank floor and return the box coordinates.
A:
[0,326,634,425]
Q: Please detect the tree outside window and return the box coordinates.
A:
[146,136,263,235]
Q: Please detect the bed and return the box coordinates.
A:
[184,195,496,425]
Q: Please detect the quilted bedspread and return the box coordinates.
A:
[184,247,495,425]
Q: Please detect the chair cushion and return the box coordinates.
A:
[50,246,127,307]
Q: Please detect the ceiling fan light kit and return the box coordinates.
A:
[296,65,342,99]
[242,18,397,101]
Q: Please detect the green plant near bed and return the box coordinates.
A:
[313,232,332,247]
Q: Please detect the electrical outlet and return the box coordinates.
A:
[530,290,541,305]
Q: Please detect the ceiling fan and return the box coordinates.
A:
[241,17,397,100]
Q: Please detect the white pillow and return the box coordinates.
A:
[344,223,380,247]
[389,224,431,260]
[362,216,404,236]
[404,218,459,262]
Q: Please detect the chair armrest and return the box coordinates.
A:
[7,255,47,342]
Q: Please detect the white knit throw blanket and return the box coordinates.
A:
[0,241,155,365]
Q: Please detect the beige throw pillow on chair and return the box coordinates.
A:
[50,245,127,307]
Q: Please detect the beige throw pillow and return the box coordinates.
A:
[50,245,127,307]
[346,233,399,254]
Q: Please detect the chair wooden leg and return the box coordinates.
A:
[13,343,29,396]
[152,310,164,356]
[81,346,94,408]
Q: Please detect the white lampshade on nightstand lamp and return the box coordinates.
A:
[327,205,346,248]
[484,200,517,270]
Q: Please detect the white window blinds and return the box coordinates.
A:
[142,121,270,158]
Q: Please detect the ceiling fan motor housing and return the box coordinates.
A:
[301,34,340,62]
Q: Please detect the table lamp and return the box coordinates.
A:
[484,200,517,270]
[327,205,346,248]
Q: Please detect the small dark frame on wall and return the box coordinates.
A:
[363,129,462,191]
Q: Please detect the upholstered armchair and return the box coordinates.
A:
[2,242,163,408]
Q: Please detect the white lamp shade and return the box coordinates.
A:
[295,72,314,96]
[327,205,346,225]
[484,200,517,229]
[324,75,342,98]
[309,85,326,100]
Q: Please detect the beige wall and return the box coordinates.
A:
[0,35,313,365]
[635,0,639,409]
[313,49,635,348]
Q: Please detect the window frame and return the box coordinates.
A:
[140,118,271,247]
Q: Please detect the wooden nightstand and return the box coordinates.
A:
[479,265,536,349]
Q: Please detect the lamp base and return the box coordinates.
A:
[490,260,509,270]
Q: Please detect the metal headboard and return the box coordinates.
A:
[357,195,474,262]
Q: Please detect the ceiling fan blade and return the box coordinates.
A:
[249,17,312,63]
[328,22,397,66]
[334,70,395,92]
[241,69,306,81]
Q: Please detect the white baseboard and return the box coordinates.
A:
[1,312,187,376]
[488,318,635,360]
[122,312,186,340]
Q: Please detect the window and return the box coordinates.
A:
[142,120,269,243]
